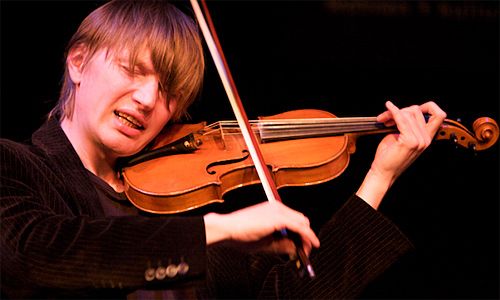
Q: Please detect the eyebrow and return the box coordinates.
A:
[134,61,155,75]
[134,59,156,75]
[117,55,155,75]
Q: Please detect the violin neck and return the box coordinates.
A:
[212,117,395,142]
[254,117,394,142]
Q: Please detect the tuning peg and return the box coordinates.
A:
[449,133,458,145]
[468,142,478,155]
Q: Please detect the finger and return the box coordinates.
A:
[413,105,433,148]
[282,221,320,250]
[385,101,414,137]
[301,238,313,256]
[376,110,392,124]
[267,238,297,256]
[390,103,433,154]
[275,230,315,257]
[376,100,394,125]
[403,105,430,149]
[273,202,320,248]
[419,101,447,137]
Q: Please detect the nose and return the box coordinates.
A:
[132,78,159,111]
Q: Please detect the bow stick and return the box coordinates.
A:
[190,0,315,278]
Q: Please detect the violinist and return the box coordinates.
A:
[0,1,447,299]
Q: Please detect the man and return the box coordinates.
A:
[0,1,446,298]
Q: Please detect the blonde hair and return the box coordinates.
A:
[50,0,204,122]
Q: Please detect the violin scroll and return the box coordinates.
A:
[473,117,499,149]
[436,117,499,151]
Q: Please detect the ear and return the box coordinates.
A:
[67,44,88,85]
[168,97,178,114]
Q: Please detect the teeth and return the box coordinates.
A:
[115,111,144,129]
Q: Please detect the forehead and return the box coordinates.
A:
[107,47,153,66]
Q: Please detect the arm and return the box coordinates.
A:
[0,141,207,298]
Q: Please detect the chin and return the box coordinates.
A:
[107,135,149,156]
[107,142,144,159]
[116,147,144,158]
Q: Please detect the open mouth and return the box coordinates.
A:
[114,111,145,130]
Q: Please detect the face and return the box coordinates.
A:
[68,47,175,159]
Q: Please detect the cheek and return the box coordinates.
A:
[78,59,124,105]
[149,105,171,134]
[77,75,105,109]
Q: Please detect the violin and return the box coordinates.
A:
[121,109,499,214]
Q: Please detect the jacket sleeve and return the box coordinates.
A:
[258,194,414,299]
[0,141,208,298]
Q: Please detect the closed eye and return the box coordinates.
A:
[121,65,145,77]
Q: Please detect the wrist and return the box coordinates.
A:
[203,212,229,245]
[356,168,394,210]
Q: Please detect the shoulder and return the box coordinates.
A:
[1,137,47,164]
[0,135,68,195]
[0,138,53,191]
[1,119,79,173]
[0,138,42,165]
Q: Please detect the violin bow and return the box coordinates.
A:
[190,0,315,278]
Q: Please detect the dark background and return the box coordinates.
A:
[1,1,498,299]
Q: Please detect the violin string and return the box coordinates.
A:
[218,117,377,125]
[211,118,384,140]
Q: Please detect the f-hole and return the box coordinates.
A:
[206,150,250,175]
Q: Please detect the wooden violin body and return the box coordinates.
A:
[122,110,350,213]
[121,109,499,214]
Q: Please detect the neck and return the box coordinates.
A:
[61,117,124,192]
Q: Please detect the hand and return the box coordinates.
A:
[356,101,446,209]
[204,201,320,256]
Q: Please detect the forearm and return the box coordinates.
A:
[355,168,394,210]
